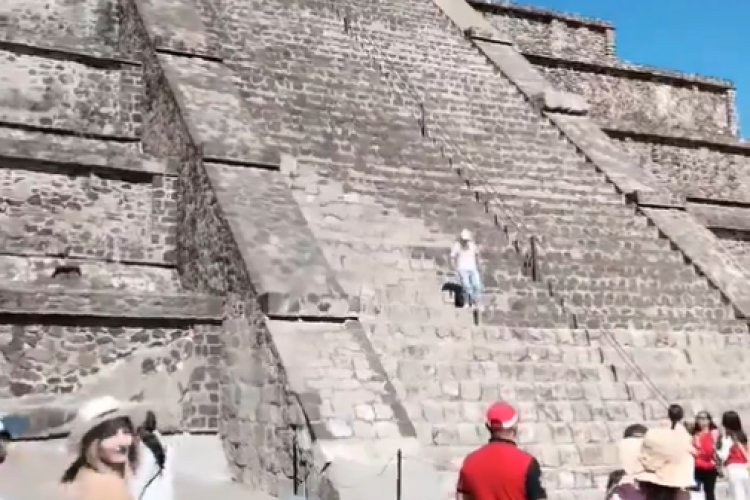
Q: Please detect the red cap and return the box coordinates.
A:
[486,402,518,429]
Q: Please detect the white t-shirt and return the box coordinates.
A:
[451,241,478,271]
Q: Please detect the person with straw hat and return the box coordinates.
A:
[60,396,145,500]
[608,428,694,500]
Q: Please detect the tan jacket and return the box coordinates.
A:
[63,468,133,500]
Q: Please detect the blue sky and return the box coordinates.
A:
[522,0,749,138]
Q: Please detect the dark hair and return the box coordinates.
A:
[135,411,167,500]
[139,411,166,470]
[692,411,718,434]
[722,411,748,445]
[668,404,684,429]
[639,481,681,500]
[61,416,136,483]
[623,424,648,439]
[606,469,626,491]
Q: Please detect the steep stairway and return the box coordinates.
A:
[218,0,569,330]
[330,0,747,334]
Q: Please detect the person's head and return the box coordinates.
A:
[623,424,648,439]
[722,411,748,445]
[484,402,518,440]
[667,404,684,429]
[459,229,472,246]
[693,411,717,433]
[62,396,142,483]
[633,428,694,493]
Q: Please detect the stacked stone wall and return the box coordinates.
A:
[0,163,177,264]
[476,3,612,62]
[615,138,750,204]
[1,0,119,49]
[539,64,733,138]
[0,50,142,137]
[712,228,750,276]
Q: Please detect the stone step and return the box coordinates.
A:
[580,316,748,333]
[394,360,614,386]
[482,176,618,198]
[525,219,658,239]
[363,304,570,328]
[538,259,698,281]
[518,211,650,230]
[540,246,682,266]
[562,298,731,321]
[365,323,590,346]
[538,234,673,256]
[379,340,602,365]
[553,288,725,309]
[545,274,712,294]
[483,168,611,188]
[486,189,625,209]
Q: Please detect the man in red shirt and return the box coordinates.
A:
[456,402,547,500]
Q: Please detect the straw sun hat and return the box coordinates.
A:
[67,396,145,454]
[618,428,694,489]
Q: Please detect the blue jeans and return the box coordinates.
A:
[458,268,482,307]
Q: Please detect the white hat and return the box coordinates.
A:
[460,229,472,241]
[67,396,145,453]
[632,428,694,488]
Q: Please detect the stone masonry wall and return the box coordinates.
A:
[120,3,311,493]
[0,50,142,137]
[0,320,223,433]
[615,138,750,204]
[540,65,733,138]
[476,2,613,62]
[0,164,177,264]
[1,0,119,50]
[713,229,750,275]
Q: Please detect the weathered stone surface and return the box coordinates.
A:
[0,255,181,293]
[132,0,220,58]
[537,60,734,139]
[546,113,680,205]
[205,163,353,317]
[0,137,174,176]
[0,164,177,264]
[0,0,119,50]
[617,137,750,204]
[0,321,223,435]
[268,319,415,440]
[688,203,750,232]
[0,49,141,137]
[0,288,224,320]
[642,208,750,317]
[532,88,590,115]
[154,53,276,166]
[472,0,613,63]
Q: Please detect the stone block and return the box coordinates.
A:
[267,320,415,440]
[132,0,220,58]
[155,54,277,166]
[532,89,590,116]
[205,164,353,317]
[0,50,139,137]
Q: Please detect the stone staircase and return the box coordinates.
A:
[331,0,746,333]
[203,0,750,498]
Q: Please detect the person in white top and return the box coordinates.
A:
[450,229,482,310]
